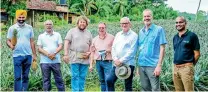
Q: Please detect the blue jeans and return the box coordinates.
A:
[13,55,32,91]
[139,66,160,91]
[96,60,112,91]
[40,63,65,91]
[70,63,88,91]
[106,65,135,91]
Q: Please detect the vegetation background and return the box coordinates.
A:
[0,0,208,91]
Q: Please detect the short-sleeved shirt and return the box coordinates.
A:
[92,33,114,60]
[138,24,167,66]
[37,31,63,63]
[173,30,200,64]
[7,23,34,57]
[65,27,92,64]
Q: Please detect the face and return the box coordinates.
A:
[45,22,53,32]
[78,19,87,30]
[175,17,186,32]
[120,19,130,32]
[98,24,106,35]
[17,15,26,24]
[143,11,152,26]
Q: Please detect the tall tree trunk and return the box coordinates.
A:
[195,0,201,21]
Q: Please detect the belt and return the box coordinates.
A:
[174,62,193,68]
[96,60,112,62]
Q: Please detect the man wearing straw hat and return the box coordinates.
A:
[6,10,37,91]
[106,17,138,91]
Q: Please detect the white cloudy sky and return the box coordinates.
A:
[165,0,208,14]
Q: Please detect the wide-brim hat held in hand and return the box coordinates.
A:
[115,64,131,79]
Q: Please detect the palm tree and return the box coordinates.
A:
[95,0,113,17]
[69,0,97,15]
[113,0,128,16]
[195,0,202,21]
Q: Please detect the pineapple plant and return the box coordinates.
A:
[11,29,18,46]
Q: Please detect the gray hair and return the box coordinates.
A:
[44,20,53,26]
[143,9,153,16]
[120,17,131,23]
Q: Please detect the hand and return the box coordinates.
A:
[32,54,37,61]
[136,67,140,76]
[91,46,96,52]
[48,53,56,60]
[106,49,111,55]
[114,59,122,67]
[154,65,161,76]
[89,65,93,72]
[11,45,15,50]
[63,55,70,64]
[82,52,90,59]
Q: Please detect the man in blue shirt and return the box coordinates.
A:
[7,10,37,91]
[137,9,167,91]
[37,20,65,91]
[106,17,138,91]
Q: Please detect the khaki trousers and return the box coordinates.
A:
[173,63,194,91]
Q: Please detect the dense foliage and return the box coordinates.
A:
[1,20,208,91]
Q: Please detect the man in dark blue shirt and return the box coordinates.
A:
[173,16,200,91]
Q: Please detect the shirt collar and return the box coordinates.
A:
[99,32,107,40]
[142,24,154,32]
[121,29,131,35]
[178,29,189,38]
[15,23,26,28]
[44,30,54,35]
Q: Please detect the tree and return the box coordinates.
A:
[95,0,113,17]
[195,0,201,21]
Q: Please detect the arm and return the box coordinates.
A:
[38,45,49,56]
[7,39,15,50]
[193,50,200,65]
[111,35,118,61]
[119,36,138,63]
[63,40,70,63]
[157,44,165,66]
[89,45,95,72]
[30,38,37,60]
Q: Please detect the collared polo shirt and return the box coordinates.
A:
[37,31,63,63]
[92,33,114,60]
[65,27,92,64]
[112,30,138,66]
[173,30,200,64]
[7,23,34,57]
[138,24,167,66]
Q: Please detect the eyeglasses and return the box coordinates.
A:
[99,27,105,29]
[120,23,129,25]
[175,21,184,24]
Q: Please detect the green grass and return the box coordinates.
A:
[1,20,208,91]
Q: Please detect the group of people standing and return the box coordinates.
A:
[7,9,200,91]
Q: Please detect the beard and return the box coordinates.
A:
[176,26,185,32]
[78,26,86,30]
[17,20,25,24]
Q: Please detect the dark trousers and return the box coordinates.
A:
[13,55,32,91]
[106,65,135,91]
[40,63,65,91]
